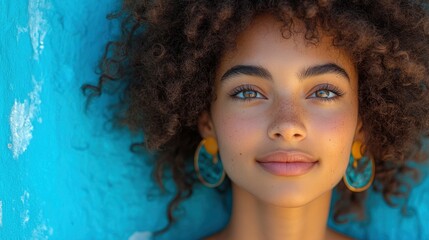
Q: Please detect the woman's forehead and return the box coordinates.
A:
[216,14,358,83]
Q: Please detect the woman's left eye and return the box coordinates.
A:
[312,89,337,98]
[308,85,344,101]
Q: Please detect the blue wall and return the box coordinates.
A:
[1,1,428,239]
[0,1,227,239]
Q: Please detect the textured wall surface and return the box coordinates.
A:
[0,1,428,240]
[0,1,228,239]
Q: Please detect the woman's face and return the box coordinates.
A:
[200,15,360,207]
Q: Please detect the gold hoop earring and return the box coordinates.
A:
[343,140,375,192]
[194,137,225,188]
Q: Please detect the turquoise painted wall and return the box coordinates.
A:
[0,1,229,239]
[1,1,428,239]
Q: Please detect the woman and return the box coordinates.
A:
[85,0,429,239]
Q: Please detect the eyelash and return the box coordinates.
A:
[229,85,266,101]
[230,84,345,102]
[308,84,345,102]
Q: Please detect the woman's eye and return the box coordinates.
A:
[230,85,266,100]
[233,89,265,100]
[313,89,337,98]
[308,85,344,101]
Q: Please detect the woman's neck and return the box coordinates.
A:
[212,184,333,240]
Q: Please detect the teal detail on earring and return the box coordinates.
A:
[197,145,224,185]
[344,154,374,191]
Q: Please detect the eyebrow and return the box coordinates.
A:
[220,63,350,82]
[220,65,272,81]
[299,63,350,82]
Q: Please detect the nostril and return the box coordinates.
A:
[268,122,307,141]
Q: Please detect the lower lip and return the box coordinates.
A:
[257,162,317,176]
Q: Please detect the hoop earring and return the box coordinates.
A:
[343,140,375,192]
[194,137,225,188]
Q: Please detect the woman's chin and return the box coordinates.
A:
[256,190,331,208]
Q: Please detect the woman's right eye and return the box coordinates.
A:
[230,85,266,100]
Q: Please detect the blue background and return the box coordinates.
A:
[1,1,428,239]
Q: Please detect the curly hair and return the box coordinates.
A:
[84,0,429,234]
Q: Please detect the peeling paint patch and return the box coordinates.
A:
[129,231,153,240]
[32,211,53,240]
[32,223,53,240]
[16,26,29,41]
[28,0,49,60]
[21,190,30,204]
[21,191,30,226]
[22,209,30,226]
[8,78,43,159]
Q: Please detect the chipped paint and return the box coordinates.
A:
[32,223,53,240]
[8,78,42,159]
[21,191,30,226]
[22,209,30,226]
[21,190,30,205]
[32,211,53,240]
[16,26,29,41]
[28,0,49,60]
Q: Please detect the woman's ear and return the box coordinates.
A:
[354,117,365,143]
[198,111,216,139]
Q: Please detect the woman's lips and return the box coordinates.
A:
[256,151,318,176]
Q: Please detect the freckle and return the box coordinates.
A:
[239,153,242,156]
[328,139,331,142]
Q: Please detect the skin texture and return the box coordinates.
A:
[199,15,359,240]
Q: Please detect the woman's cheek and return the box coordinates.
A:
[310,111,356,185]
[213,108,265,170]
[215,102,257,135]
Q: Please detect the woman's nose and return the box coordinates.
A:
[267,100,307,142]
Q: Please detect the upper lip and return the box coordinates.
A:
[256,150,317,163]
